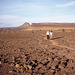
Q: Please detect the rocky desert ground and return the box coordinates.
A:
[0,29,75,75]
[0,23,75,75]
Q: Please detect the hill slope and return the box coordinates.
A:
[0,22,30,31]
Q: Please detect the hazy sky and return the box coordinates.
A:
[0,0,75,27]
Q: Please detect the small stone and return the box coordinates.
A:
[39,68,45,73]
[27,65,32,69]
[52,61,58,66]
[24,64,26,67]
[44,49,46,52]
[50,69,55,73]
[17,57,21,60]
[32,60,35,64]
[69,59,74,63]
[0,61,2,64]
[10,63,14,67]
[20,68,23,72]
[37,64,43,68]
[17,49,20,52]
[48,58,52,61]
[59,64,65,68]
[12,60,15,63]
[15,64,19,68]
[41,59,48,64]
[47,62,51,68]
[12,57,15,60]
[51,66,56,69]
[27,70,32,73]
[54,58,58,61]
[9,71,13,73]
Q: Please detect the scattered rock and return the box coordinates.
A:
[50,69,55,73]
[52,61,58,66]
[0,61,2,64]
[54,58,58,61]
[15,64,19,68]
[27,65,32,70]
[37,64,43,69]
[9,71,13,73]
[51,66,56,69]
[59,64,65,68]
[48,58,52,61]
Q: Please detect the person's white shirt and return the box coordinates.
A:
[50,31,53,35]
[46,31,49,35]
[50,31,53,39]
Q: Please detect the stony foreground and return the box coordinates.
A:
[0,30,75,75]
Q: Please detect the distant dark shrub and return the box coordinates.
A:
[62,29,65,32]
[70,29,73,32]
[32,30,34,33]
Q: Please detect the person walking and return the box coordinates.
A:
[50,30,53,39]
[46,31,49,39]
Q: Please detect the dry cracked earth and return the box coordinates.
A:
[0,30,75,75]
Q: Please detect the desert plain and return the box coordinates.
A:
[0,23,75,75]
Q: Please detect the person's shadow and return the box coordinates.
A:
[52,37,63,40]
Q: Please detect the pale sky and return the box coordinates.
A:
[0,0,75,27]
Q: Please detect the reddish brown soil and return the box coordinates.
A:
[0,30,75,75]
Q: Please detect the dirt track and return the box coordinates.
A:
[0,30,75,75]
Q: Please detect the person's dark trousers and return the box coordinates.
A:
[47,35,49,39]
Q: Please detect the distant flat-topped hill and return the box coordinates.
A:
[26,22,75,30]
[32,23,75,26]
